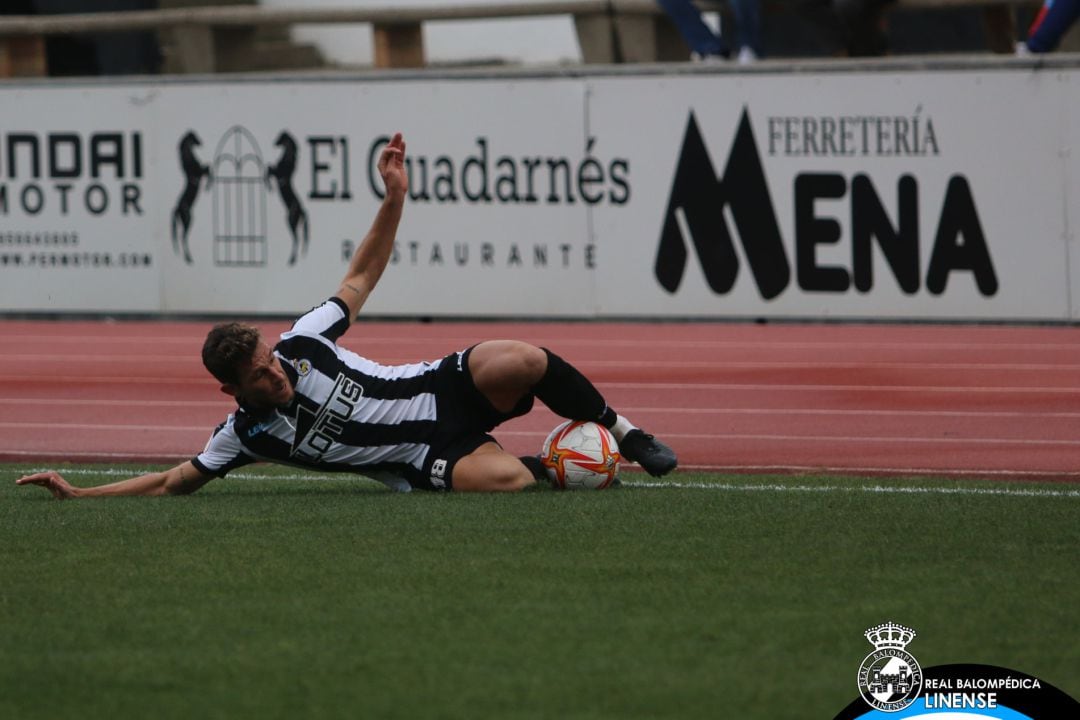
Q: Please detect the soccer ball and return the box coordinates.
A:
[540,421,620,490]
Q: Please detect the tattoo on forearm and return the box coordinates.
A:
[344,282,363,296]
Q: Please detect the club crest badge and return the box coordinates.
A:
[857,622,923,713]
[834,622,1080,719]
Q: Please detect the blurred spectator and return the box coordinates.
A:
[657,0,763,63]
[782,0,1000,57]
[1017,0,1080,53]
[832,0,895,56]
[33,0,162,75]
[1,0,37,14]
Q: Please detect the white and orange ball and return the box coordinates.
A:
[540,421,620,490]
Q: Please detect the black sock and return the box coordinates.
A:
[533,348,618,428]
[518,455,548,481]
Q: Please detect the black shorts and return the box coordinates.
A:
[413,346,534,491]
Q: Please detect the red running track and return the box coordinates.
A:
[2,319,1079,481]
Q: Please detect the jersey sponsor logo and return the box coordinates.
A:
[246,421,273,438]
[290,372,363,461]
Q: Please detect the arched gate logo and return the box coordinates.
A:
[171,127,311,267]
[656,108,999,299]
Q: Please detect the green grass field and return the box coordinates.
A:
[2,464,1078,719]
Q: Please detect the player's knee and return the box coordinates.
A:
[478,459,535,492]
[471,340,546,386]
[491,465,535,492]
[454,454,535,492]
[513,342,547,384]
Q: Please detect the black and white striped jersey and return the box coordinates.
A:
[191,297,443,491]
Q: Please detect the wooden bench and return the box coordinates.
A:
[0,0,1043,77]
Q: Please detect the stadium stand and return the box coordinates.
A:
[0,0,1059,77]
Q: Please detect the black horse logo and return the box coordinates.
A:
[171,131,212,264]
[266,132,310,266]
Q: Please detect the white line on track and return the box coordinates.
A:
[5,354,1080,372]
[520,402,1059,421]
[4,334,1080,353]
[0,376,206,384]
[0,335,202,345]
[591,361,1080,371]
[2,422,1077,446]
[12,466,1080,498]
[0,354,194,364]
[3,377,1080,394]
[3,451,189,459]
[598,382,1080,394]
[0,398,228,407]
[672,464,1080,478]
[0,422,209,432]
[618,407,1080,418]
[4,398,1079,420]
[492,430,1080,446]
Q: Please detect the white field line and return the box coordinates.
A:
[12,466,1080,498]
[6,454,1079,480]
[7,458,1078,481]
[2,422,1078,446]
[622,480,1080,498]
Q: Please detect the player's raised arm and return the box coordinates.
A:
[336,132,408,322]
[16,461,213,500]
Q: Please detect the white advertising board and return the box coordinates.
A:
[589,70,1072,320]
[151,79,594,316]
[0,66,1076,320]
[1065,70,1080,321]
[0,85,160,313]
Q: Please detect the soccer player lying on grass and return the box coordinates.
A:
[16,132,676,499]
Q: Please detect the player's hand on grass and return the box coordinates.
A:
[379,132,407,202]
[16,471,79,500]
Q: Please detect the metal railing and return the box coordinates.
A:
[0,0,1037,76]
